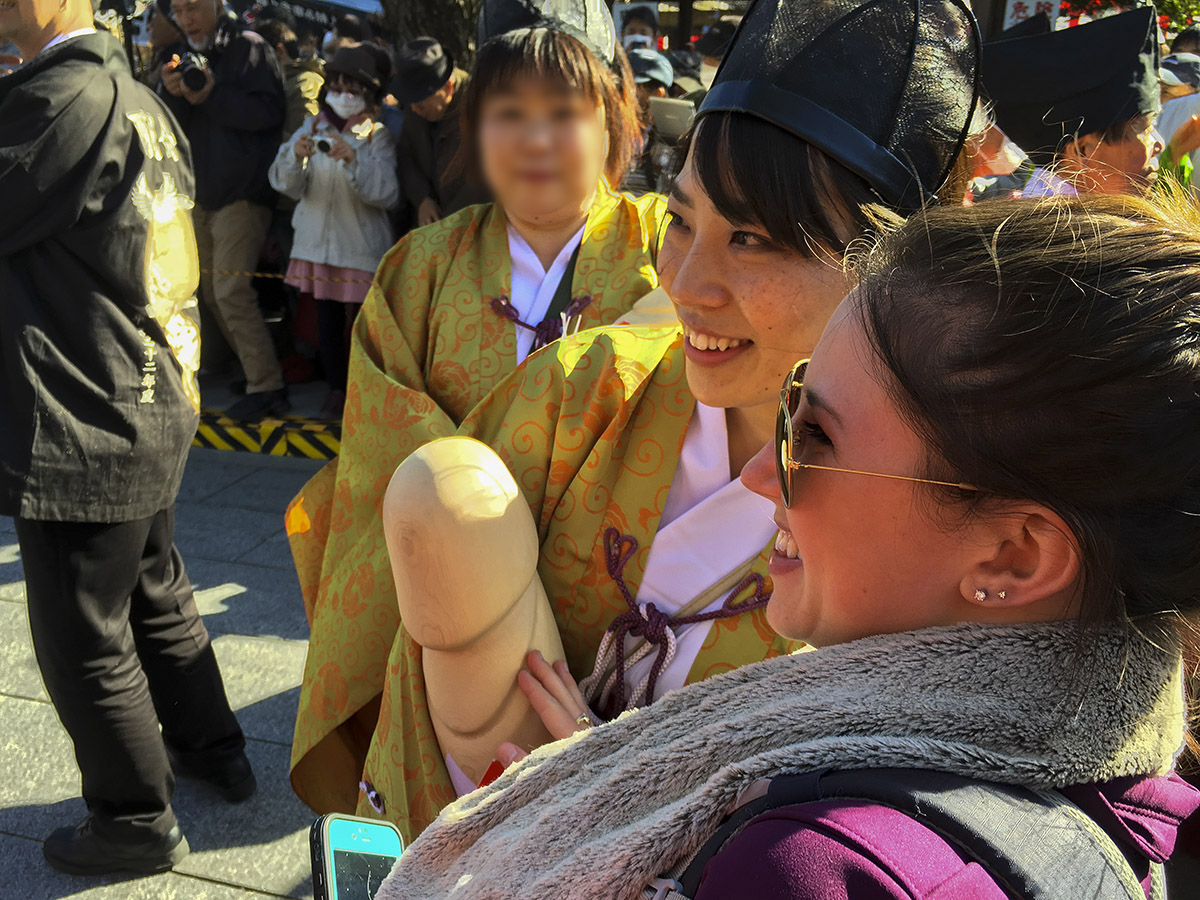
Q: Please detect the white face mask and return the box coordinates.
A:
[326,91,366,119]
[623,33,653,51]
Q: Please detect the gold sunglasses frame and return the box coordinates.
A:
[775,360,979,508]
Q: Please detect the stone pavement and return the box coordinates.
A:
[0,448,324,900]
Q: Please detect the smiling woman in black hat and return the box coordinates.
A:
[287,0,983,851]
[268,43,399,420]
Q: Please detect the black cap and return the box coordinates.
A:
[255,4,297,31]
[982,8,1160,163]
[628,48,673,89]
[696,0,980,212]
[668,47,702,81]
[693,18,738,58]
[1162,52,1200,90]
[622,5,658,33]
[390,37,455,105]
[327,44,386,93]
[477,0,616,64]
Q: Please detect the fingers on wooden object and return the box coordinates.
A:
[382,437,567,785]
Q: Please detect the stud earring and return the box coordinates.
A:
[974,589,987,602]
[998,591,1007,600]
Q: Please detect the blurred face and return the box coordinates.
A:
[171,0,217,49]
[147,8,178,49]
[657,152,849,417]
[740,296,979,647]
[1065,115,1163,195]
[411,80,453,121]
[328,73,366,96]
[477,75,607,224]
[623,20,656,41]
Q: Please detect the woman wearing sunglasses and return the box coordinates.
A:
[374,194,1200,900]
[342,0,982,842]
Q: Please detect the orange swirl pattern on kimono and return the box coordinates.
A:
[355,327,799,843]
[285,182,665,815]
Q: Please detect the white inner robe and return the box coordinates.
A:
[621,402,776,703]
[506,223,586,363]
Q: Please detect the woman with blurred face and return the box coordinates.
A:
[310,0,983,844]
[286,2,663,822]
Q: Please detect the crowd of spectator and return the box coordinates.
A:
[87,1,747,424]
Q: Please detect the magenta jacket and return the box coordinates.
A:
[694,772,1200,899]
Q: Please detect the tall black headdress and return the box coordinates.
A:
[476,0,617,65]
[982,7,1160,163]
[696,0,980,211]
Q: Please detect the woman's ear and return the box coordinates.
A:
[958,507,1080,617]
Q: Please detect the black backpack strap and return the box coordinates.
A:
[661,768,1150,900]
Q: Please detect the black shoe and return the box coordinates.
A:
[169,747,258,803]
[225,388,290,421]
[43,817,189,876]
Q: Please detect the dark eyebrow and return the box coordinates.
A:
[669,183,694,207]
[804,386,844,428]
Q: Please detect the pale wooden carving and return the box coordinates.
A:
[382,436,565,786]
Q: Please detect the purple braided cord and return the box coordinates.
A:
[600,527,770,718]
[488,294,596,351]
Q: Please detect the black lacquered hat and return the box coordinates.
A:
[982,7,1160,163]
[696,0,980,211]
[476,0,617,65]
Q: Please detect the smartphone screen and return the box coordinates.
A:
[323,816,404,900]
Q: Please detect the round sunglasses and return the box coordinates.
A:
[775,359,978,509]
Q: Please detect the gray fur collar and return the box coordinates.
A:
[377,622,1186,900]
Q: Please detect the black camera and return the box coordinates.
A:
[315,138,333,154]
[177,52,210,92]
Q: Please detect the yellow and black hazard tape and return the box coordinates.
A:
[194,409,341,460]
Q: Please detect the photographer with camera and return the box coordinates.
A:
[269,44,398,420]
[159,0,288,420]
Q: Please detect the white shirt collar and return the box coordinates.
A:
[39,28,97,58]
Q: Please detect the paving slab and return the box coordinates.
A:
[0,535,23,592]
[174,503,285,568]
[205,469,315,518]
[211,634,306,747]
[187,559,309,643]
[0,696,312,900]
[0,599,47,702]
[0,515,14,534]
[170,739,313,899]
[0,833,285,900]
[234,532,297,572]
[178,459,259,506]
[0,695,88,841]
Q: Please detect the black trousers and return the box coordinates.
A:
[15,506,245,841]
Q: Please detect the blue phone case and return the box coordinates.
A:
[310,813,404,900]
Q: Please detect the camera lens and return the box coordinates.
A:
[316,138,332,154]
[181,66,207,92]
